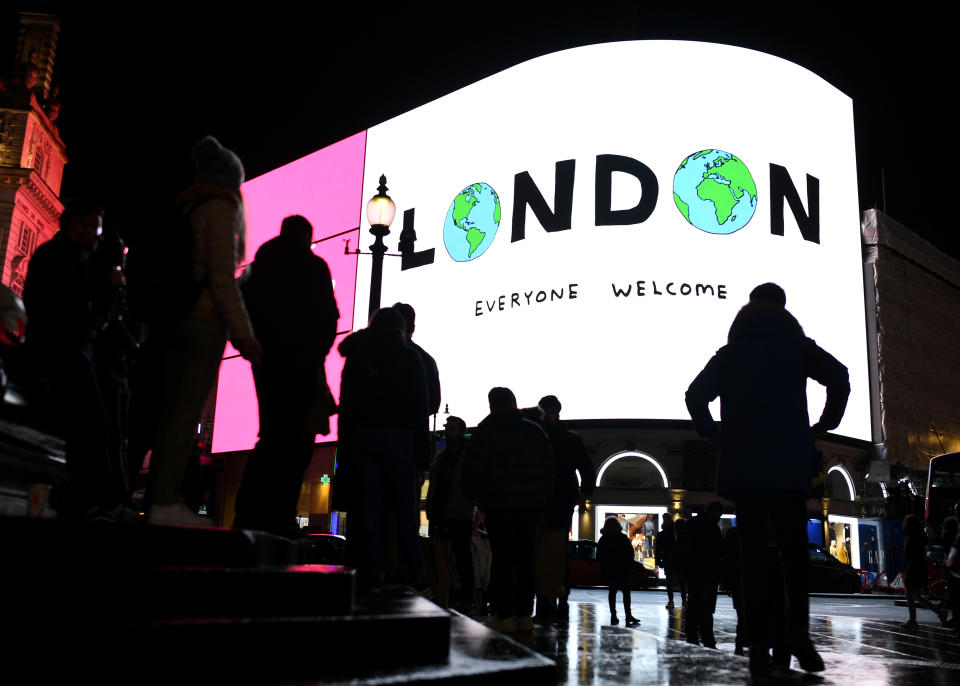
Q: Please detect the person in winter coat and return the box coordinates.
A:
[685,282,849,676]
[426,415,475,610]
[656,516,681,609]
[23,200,129,520]
[722,526,746,655]
[535,394,596,622]
[463,387,553,633]
[233,215,339,535]
[682,501,724,647]
[902,514,948,629]
[149,136,261,527]
[598,516,640,626]
[337,306,430,592]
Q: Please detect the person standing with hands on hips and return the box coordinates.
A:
[685,282,849,677]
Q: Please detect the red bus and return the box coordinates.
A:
[925,452,960,533]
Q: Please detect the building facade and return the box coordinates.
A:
[0,12,65,296]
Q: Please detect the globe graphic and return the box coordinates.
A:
[443,182,502,262]
[673,150,757,235]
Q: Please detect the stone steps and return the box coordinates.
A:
[1,515,556,684]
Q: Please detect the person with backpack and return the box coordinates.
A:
[147,136,261,527]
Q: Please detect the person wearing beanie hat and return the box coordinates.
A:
[148,136,261,527]
[192,135,245,189]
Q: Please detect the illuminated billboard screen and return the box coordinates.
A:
[213,40,870,452]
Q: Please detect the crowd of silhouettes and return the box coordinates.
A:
[21,152,958,674]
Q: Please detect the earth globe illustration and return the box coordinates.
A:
[673,150,757,235]
[442,182,502,261]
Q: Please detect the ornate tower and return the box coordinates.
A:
[0,11,65,295]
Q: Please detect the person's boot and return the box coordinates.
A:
[535,595,556,624]
[610,611,619,625]
[789,635,824,673]
[749,648,770,679]
[625,614,640,626]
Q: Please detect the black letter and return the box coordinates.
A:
[666,282,676,295]
[636,280,646,296]
[595,154,659,226]
[525,291,534,304]
[475,301,482,316]
[718,285,727,299]
[680,283,692,295]
[612,283,633,297]
[653,281,662,295]
[486,300,496,312]
[512,293,520,307]
[498,295,505,311]
[551,288,564,300]
[399,208,436,270]
[770,163,820,244]
[536,290,547,303]
[569,284,578,299]
[695,284,714,297]
[512,159,576,241]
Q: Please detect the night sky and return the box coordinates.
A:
[3,4,954,258]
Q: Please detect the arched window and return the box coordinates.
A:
[596,450,669,489]
[826,465,856,501]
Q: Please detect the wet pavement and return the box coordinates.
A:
[510,590,960,685]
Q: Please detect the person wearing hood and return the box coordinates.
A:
[337,306,430,592]
[233,215,339,535]
[598,516,640,626]
[148,136,261,527]
[685,282,849,676]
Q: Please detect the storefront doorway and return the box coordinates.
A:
[593,505,669,568]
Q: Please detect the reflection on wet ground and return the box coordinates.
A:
[512,591,960,684]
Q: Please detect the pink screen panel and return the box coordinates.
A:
[212,133,366,453]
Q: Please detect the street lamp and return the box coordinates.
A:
[365,174,396,319]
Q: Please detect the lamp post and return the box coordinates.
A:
[365,174,396,320]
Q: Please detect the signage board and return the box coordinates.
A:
[213,40,870,452]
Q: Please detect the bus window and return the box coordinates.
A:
[925,452,960,535]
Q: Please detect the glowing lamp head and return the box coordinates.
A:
[365,174,396,228]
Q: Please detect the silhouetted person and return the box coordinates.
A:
[937,516,958,626]
[394,302,441,421]
[685,282,850,676]
[464,387,553,633]
[641,514,657,559]
[535,394,596,622]
[722,526,746,655]
[148,136,261,526]
[23,200,129,520]
[426,415,475,610]
[90,225,139,511]
[948,502,960,636]
[233,215,339,535]
[902,514,947,629]
[338,306,429,592]
[656,516,680,608]
[598,516,640,626]
[682,501,724,648]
